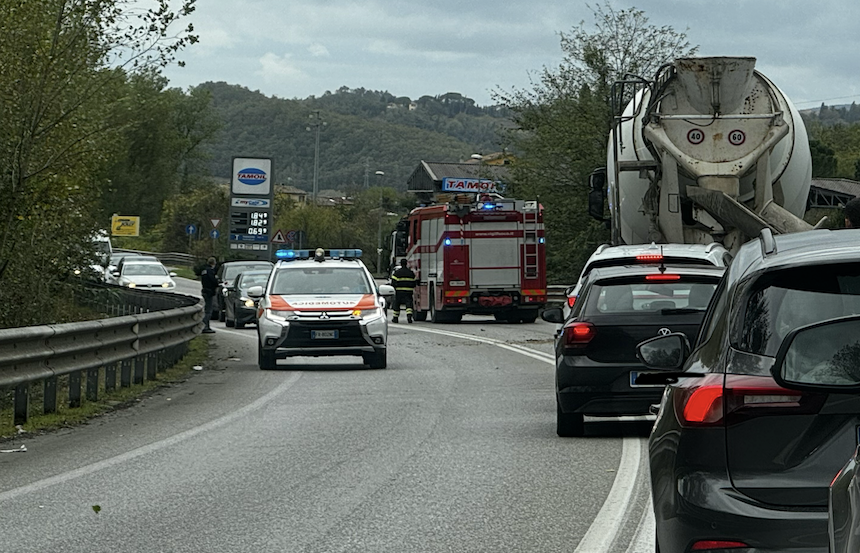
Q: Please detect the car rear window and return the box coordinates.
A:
[224,263,272,280]
[737,263,860,357]
[271,267,372,295]
[584,278,718,314]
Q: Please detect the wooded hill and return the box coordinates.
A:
[199,83,512,191]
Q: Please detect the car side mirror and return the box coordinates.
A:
[378,284,395,296]
[772,315,860,393]
[637,333,690,371]
[169,272,177,277]
[540,307,564,324]
[111,271,120,277]
[247,285,264,298]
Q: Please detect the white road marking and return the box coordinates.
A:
[402,324,647,553]
[625,496,656,553]
[399,325,556,364]
[0,371,302,503]
[574,436,642,553]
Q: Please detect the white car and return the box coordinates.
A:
[112,259,176,290]
[562,242,732,318]
[249,248,395,370]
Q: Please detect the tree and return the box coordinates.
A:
[496,2,697,282]
[0,0,197,327]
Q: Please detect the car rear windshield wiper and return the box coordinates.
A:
[660,307,705,315]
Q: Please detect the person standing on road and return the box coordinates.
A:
[844,196,860,228]
[201,257,218,334]
[390,258,416,324]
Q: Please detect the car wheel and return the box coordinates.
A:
[557,401,584,437]
[363,349,387,369]
[219,309,226,323]
[429,285,441,323]
[494,313,508,322]
[258,345,277,370]
[235,321,245,329]
[519,312,538,324]
[413,311,427,322]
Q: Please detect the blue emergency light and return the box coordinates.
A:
[329,249,362,259]
[444,238,452,246]
[275,249,309,260]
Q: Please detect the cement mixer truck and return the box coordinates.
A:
[588,57,819,253]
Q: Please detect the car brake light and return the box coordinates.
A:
[636,253,663,262]
[562,322,595,349]
[690,540,748,551]
[645,274,681,281]
[676,374,809,428]
[567,296,576,308]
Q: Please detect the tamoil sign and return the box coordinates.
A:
[230,156,274,259]
[441,177,504,194]
[232,157,272,195]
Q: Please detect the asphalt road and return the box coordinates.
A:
[0,278,654,552]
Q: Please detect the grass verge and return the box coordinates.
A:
[0,337,210,441]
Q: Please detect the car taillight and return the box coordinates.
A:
[567,296,576,308]
[690,540,748,551]
[636,253,663,262]
[561,322,595,352]
[675,374,811,428]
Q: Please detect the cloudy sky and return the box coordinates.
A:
[162,0,860,110]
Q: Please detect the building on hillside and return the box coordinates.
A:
[315,189,354,206]
[276,184,308,204]
[807,178,860,208]
[406,159,511,204]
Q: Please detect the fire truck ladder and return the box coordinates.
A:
[523,201,540,280]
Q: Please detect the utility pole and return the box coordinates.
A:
[375,170,385,275]
[307,110,325,204]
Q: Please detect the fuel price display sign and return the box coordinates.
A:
[229,157,274,259]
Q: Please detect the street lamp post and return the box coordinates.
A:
[375,170,385,276]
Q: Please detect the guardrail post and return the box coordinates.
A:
[134,356,144,384]
[14,383,29,426]
[105,362,117,392]
[44,377,58,414]
[86,367,99,402]
[121,359,132,387]
[146,352,157,380]
[69,370,82,408]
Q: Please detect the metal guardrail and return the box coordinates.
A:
[1,283,202,426]
[547,285,570,306]
[114,248,196,267]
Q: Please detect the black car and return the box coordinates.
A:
[637,229,860,553]
[213,260,274,321]
[541,263,724,437]
[224,270,270,328]
[767,315,860,553]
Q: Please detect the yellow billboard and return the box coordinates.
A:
[111,215,140,237]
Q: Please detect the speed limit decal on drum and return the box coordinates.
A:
[728,129,746,146]
[687,129,705,144]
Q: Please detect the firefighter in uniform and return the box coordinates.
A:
[390,258,416,323]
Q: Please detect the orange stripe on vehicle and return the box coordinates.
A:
[269,294,378,310]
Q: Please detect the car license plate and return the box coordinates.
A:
[311,330,338,340]
[630,371,663,388]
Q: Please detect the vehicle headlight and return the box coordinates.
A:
[162,282,170,288]
[355,308,383,320]
[243,298,255,307]
[127,282,136,288]
[266,309,292,321]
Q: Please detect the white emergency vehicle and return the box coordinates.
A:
[249,248,395,370]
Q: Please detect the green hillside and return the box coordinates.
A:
[200,83,512,191]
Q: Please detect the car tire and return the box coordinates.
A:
[236,321,245,329]
[557,401,584,437]
[219,309,226,323]
[519,312,538,324]
[258,345,277,370]
[413,311,427,322]
[226,318,235,328]
[363,349,387,369]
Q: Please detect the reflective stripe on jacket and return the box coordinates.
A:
[391,267,416,291]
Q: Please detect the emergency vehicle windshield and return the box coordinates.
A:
[271,267,373,295]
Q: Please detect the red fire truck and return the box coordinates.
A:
[391,197,547,323]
